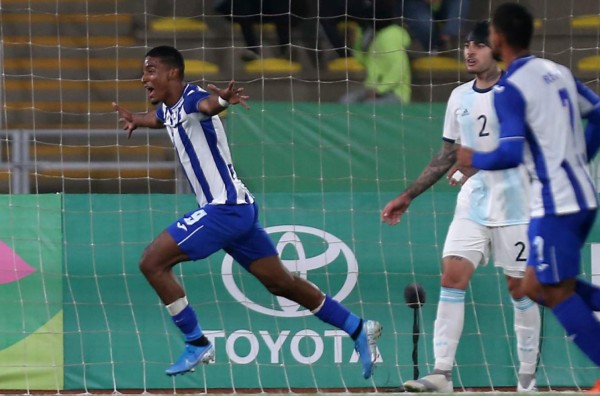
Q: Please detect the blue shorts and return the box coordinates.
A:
[166,202,277,269]
[527,209,597,284]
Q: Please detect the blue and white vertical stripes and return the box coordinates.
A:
[156,84,253,207]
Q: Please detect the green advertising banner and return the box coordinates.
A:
[0,195,63,390]
[61,193,600,390]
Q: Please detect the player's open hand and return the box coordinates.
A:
[381,194,412,225]
[112,102,137,139]
[207,80,250,109]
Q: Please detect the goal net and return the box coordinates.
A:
[1,0,599,393]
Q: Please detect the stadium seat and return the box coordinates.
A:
[244,58,302,74]
[327,57,364,73]
[571,15,600,29]
[186,59,220,75]
[577,55,600,72]
[150,17,207,33]
[412,56,463,73]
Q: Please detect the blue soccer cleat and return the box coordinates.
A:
[165,342,215,376]
[354,320,382,379]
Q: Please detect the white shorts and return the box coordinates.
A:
[442,217,529,277]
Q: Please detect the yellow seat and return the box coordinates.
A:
[3,35,134,47]
[186,60,219,75]
[572,15,600,29]
[412,56,462,73]
[578,55,600,72]
[327,57,364,73]
[150,17,207,32]
[244,58,301,74]
[234,22,276,33]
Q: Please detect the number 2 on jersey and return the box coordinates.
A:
[478,115,489,137]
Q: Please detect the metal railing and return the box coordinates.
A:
[1,129,186,194]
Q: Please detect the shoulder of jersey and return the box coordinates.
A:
[451,80,475,95]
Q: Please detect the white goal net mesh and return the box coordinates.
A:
[0,0,599,393]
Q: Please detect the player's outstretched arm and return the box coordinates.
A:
[199,80,250,116]
[112,102,163,138]
[381,140,456,225]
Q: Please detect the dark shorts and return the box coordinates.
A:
[166,202,277,269]
[527,209,597,284]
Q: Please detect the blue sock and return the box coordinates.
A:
[314,295,362,339]
[575,278,600,311]
[171,305,203,342]
[552,294,600,366]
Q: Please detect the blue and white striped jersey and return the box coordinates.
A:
[443,79,530,226]
[493,56,598,217]
[156,84,253,207]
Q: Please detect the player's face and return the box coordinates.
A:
[141,56,171,105]
[463,41,495,74]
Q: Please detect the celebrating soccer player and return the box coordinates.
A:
[113,45,381,379]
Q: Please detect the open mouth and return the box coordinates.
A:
[146,86,155,99]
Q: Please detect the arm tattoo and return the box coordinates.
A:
[404,141,457,199]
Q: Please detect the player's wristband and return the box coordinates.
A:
[218,96,230,108]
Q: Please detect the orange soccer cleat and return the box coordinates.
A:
[588,379,600,393]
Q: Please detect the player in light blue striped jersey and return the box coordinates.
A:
[382,21,540,392]
[457,3,600,377]
[113,45,381,379]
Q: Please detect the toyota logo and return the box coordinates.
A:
[222,225,359,317]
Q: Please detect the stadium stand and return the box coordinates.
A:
[1,0,600,194]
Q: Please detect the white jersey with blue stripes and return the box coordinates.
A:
[156,84,253,207]
[495,56,598,217]
[443,78,530,226]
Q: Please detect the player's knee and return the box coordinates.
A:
[506,276,526,299]
[138,252,153,277]
[440,269,470,289]
[440,256,474,289]
[138,246,162,278]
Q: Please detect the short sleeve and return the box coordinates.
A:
[182,90,211,114]
[442,90,460,143]
[493,81,527,139]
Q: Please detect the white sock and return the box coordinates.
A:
[166,296,188,316]
[512,296,540,375]
[433,287,465,372]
